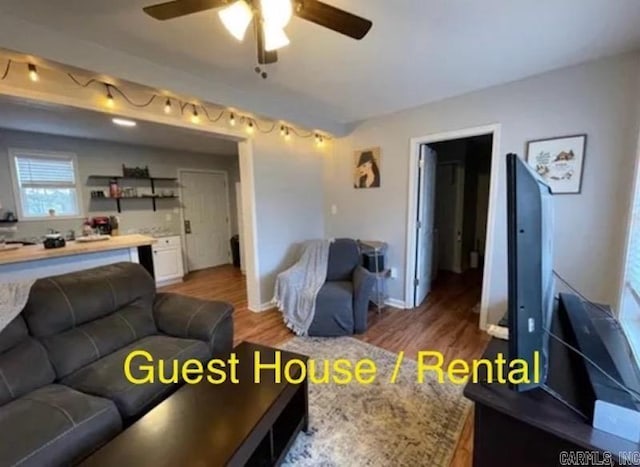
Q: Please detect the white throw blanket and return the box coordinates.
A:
[0,280,35,333]
[274,240,331,336]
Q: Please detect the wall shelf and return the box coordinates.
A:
[88,175,178,182]
[88,174,179,213]
[0,219,18,232]
[90,196,179,213]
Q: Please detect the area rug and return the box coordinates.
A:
[279,337,471,466]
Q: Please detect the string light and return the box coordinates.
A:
[1,56,331,145]
[191,105,200,124]
[27,63,39,82]
[105,85,115,108]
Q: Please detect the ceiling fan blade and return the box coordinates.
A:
[294,0,372,40]
[143,0,227,20]
[256,21,278,65]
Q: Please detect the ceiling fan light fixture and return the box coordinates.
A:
[263,25,290,51]
[219,0,253,42]
[260,0,293,29]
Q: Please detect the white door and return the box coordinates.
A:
[235,181,246,274]
[414,145,437,307]
[181,171,230,271]
[435,163,464,273]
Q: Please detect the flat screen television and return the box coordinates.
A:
[506,153,555,392]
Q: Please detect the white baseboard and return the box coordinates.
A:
[249,301,276,313]
[156,277,184,288]
[385,298,407,309]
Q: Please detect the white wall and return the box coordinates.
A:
[251,132,326,305]
[326,52,640,324]
[0,128,240,240]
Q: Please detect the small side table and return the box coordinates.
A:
[358,240,389,314]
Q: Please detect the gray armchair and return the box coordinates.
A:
[308,239,376,337]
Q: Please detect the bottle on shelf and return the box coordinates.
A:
[109,179,120,198]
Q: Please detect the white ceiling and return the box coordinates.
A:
[0,0,639,134]
[0,96,239,155]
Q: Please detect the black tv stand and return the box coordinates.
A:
[464,337,640,467]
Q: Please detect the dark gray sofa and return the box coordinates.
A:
[308,239,376,337]
[0,262,233,466]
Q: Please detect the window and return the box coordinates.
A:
[622,149,640,358]
[9,150,82,220]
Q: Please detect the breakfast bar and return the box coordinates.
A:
[0,234,157,283]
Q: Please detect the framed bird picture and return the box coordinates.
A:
[526,134,587,194]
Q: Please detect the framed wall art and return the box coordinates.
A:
[526,134,587,194]
[354,147,381,189]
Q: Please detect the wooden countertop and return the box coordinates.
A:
[0,234,157,266]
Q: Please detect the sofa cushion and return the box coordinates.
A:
[309,281,354,336]
[326,239,360,281]
[0,316,29,354]
[0,384,121,467]
[0,337,55,406]
[39,301,158,380]
[62,335,210,420]
[22,263,157,379]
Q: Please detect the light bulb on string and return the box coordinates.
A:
[191,105,200,124]
[164,98,172,114]
[105,85,115,108]
[229,112,236,127]
[28,64,39,82]
[246,119,255,134]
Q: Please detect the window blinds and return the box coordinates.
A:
[15,155,76,188]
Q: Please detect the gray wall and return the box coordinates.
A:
[251,132,326,303]
[0,129,240,241]
[326,52,640,324]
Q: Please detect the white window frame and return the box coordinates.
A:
[620,131,640,362]
[8,148,84,221]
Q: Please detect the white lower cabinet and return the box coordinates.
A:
[152,236,184,285]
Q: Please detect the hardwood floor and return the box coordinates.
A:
[162,265,490,467]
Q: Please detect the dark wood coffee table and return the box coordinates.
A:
[81,342,309,467]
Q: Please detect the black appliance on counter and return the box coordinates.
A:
[91,217,113,235]
[44,234,66,249]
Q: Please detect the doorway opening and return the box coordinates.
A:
[0,92,261,309]
[406,125,500,329]
[430,135,493,277]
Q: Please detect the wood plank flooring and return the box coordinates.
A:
[162,265,490,467]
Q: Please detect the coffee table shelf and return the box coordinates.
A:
[81,342,309,467]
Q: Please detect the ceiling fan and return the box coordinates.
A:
[143,0,373,66]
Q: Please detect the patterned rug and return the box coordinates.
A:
[279,337,471,467]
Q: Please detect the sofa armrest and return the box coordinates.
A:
[153,293,234,355]
[352,267,376,334]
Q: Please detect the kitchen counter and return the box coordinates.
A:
[0,234,156,266]
[0,235,157,283]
